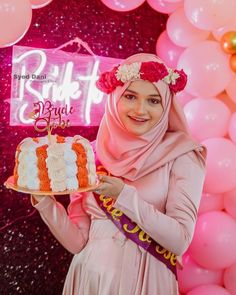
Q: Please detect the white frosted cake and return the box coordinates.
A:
[13,134,97,192]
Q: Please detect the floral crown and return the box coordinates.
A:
[96,61,187,94]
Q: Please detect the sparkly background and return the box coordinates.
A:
[0,1,167,294]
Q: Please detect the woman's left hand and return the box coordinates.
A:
[89,174,125,199]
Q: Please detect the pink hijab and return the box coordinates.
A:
[95,53,206,181]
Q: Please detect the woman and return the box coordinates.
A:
[32,53,207,295]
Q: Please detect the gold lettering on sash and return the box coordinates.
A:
[170,254,177,266]
[155,245,167,255]
[110,209,123,221]
[139,231,152,243]
[123,223,140,233]
[163,251,171,260]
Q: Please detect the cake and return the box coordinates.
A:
[13,134,97,192]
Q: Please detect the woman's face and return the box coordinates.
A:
[117,80,164,136]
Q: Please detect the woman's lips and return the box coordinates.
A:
[128,116,149,123]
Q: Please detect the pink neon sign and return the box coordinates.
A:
[10,45,122,126]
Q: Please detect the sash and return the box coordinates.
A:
[94,159,177,279]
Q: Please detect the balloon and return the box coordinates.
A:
[223,262,236,294]
[212,18,236,41]
[198,193,224,215]
[188,211,236,269]
[183,98,231,141]
[202,138,236,194]
[176,91,194,107]
[220,31,236,54]
[100,0,145,11]
[30,0,53,8]
[226,74,236,104]
[0,0,32,48]
[187,284,231,295]
[156,30,184,68]
[147,0,182,14]
[165,0,183,3]
[177,253,223,293]
[178,41,231,97]
[224,188,236,219]
[166,8,209,47]
[184,0,236,31]
[229,113,236,143]
[229,54,236,73]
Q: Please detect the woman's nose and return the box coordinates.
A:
[134,101,146,114]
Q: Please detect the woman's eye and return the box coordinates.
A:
[124,94,136,100]
[149,98,161,104]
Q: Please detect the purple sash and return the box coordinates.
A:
[94,158,177,279]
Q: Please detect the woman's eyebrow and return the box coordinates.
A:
[125,89,161,97]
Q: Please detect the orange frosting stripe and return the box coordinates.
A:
[36,145,51,191]
[57,135,65,143]
[33,138,39,143]
[71,143,89,188]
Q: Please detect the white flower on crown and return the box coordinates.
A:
[162,69,180,85]
[115,62,141,83]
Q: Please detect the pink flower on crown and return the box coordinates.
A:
[96,66,123,94]
[140,61,169,82]
[168,69,187,93]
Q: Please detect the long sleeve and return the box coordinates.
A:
[113,150,206,256]
[31,193,91,254]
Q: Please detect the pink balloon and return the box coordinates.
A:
[176,91,194,107]
[30,0,53,9]
[198,193,224,215]
[184,0,236,30]
[0,0,32,48]
[100,0,145,11]
[167,8,209,47]
[229,113,236,144]
[189,211,236,269]
[187,285,231,295]
[177,253,223,293]
[165,0,183,3]
[202,138,236,194]
[156,31,184,68]
[178,41,231,97]
[147,0,182,14]
[183,98,231,141]
[223,262,236,295]
[212,18,236,41]
[224,188,236,220]
[226,74,236,104]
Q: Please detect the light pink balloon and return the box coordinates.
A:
[188,211,236,269]
[224,188,236,220]
[30,0,53,9]
[223,262,236,295]
[198,193,224,215]
[226,74,236,104]
[184,0,236,30]
[183,98,231,141]
[212,18,236,41]
[176,91,194,107]
[229,113,236,144]
[167,8,209,47]
[202,138,236,194]
[100,0,145,11]
[178,41,231,97]
[156,31,184,68]
[147,0,182,14]
[165,0,183,3]
[0,0,32,48]
[187,284,231,295]
[177,253,223,293]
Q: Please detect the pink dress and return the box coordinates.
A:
[32,149,206,295]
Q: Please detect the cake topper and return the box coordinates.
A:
[29,100,74,143]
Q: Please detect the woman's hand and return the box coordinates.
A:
[90,174,125,199]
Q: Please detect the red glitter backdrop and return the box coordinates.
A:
[0,0,167,294]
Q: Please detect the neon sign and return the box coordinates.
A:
[11,45,122,126]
